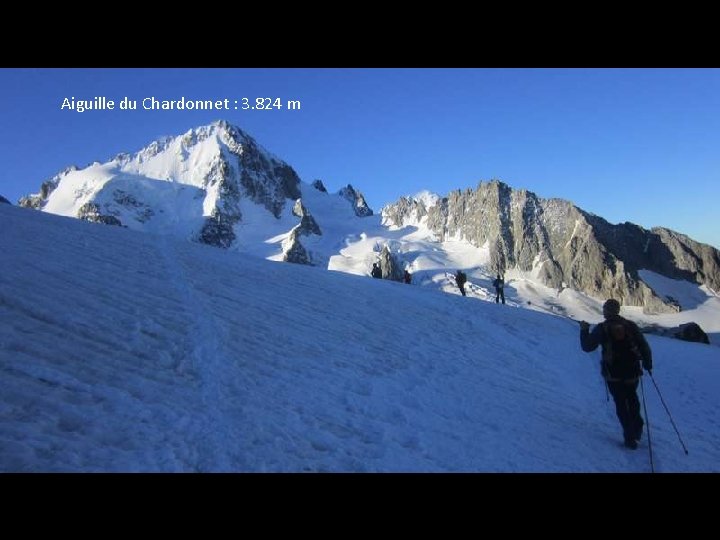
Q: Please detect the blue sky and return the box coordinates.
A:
[1,68,718,248]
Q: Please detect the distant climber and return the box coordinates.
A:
[455,270,467,296]
[371,263,382,279]
[493,274,505,304]
[579,299,653,450]
[403,269,412,284]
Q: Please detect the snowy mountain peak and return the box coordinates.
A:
[103,120,266,191]
[18,122,381,265]
[19,121,309,248]
[338,184,373,217]
[412,190,441,208]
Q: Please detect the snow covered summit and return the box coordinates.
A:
[18,120,372,261]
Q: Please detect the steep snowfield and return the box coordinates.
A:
[1,204,719,472]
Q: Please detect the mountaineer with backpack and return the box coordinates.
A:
[493,274,505,304]
[579,299,653,450]
[455,270,467,296]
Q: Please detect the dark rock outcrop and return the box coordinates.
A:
[675,322,710,344]
[0,195,10,205]
[282,199,323,265]
[197,154,242,249]
[312,179,328,193]
[339,184,373,217]
[283,227,313,265]
[642,321,711,345]
[198,208,239,249]
[219,122,301,218]
[111,189,155,223]
[378,245,404,282]
[77,203,123,226]
[292,199,322,236]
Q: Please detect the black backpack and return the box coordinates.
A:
[601,319,642,379]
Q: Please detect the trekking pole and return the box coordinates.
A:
[648,373,689,455]
[640,376,655,473]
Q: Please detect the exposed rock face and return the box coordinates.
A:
[338,184,373,217]
[378,245,404,282]
[282,199,322,265]
[651,227,720,294]
[110,190,155,223]
[312,179,328,193]
[292,199,322,236]
[675,322,710,345]
[197,154,241,249]
[0,195,10,205]
[283,227,313,265]
[77,202,123,226]
[222,122,301,218]
[382,196,429,227]
[198,208,238,249]
[383,180,720,314]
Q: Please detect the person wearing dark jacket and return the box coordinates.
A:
[455,270,467,296]
[579,299,653,449]
[371,263,382,279]
[493,274,505,304]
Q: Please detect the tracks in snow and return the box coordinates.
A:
[156,236,234,471]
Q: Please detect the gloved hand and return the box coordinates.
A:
[579,321,590,332]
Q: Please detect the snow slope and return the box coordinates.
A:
[1,204,719,472]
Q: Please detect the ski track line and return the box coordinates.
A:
[156,236,233,471]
